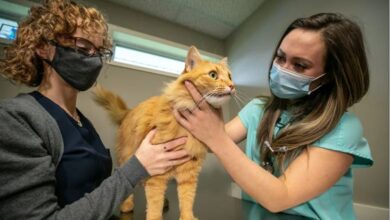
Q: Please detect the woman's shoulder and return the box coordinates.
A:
[250,96,269,105]
[1,93,51,123]
[327,112,364,143]
[238,98,268,129]
[0,93,63,164]
[241,97,268,113]
[0,93,55,131]
[314,112,373,167]
[1,93,39,110]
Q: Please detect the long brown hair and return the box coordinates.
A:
[257,13,370,173]
[0,0,111,87]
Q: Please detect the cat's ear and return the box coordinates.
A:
[184,46,202,73]
[220,57,228,67]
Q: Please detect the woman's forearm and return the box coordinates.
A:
[208,135,290,212]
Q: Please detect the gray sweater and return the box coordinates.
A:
[0,94,149,220]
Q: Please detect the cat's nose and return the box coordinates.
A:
[229,85,236,94]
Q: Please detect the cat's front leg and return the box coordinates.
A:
[176,160,202,220]
[145,176,169,220]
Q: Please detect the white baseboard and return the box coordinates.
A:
[229,182,389,219]
[229,182,242,199]
[354,203,389,220]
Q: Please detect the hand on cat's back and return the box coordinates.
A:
[135,129,191,175]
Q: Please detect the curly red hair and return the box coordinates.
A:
[0,0,111,86]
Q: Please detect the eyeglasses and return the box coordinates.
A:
[52,36,113,61]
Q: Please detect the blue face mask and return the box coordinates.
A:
[269,62,326,99]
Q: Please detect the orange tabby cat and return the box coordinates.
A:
[93,46,234,220]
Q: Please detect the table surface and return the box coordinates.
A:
[113,154,309,220]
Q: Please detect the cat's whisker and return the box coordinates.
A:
[189,90,234,112]
[235,88,251,102]
[233,93,246,107]
[197,92,213,104]
[232,95,244,109]
[234,89,251,105]
[233,94,247,109]
[194,92,216,109]
[185,94,210,112]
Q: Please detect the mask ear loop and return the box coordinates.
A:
[36,40,57,76]
[308,73,327,95]
[39,40,58,67]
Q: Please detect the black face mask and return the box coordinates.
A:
[44,44,103,91]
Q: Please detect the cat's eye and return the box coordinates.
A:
[208,71,218,80]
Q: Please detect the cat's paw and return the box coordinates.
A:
[179,217,198,220]
[120,199,135,213]
[146,217,163,220]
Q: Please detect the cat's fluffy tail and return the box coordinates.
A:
[93,84,129,125]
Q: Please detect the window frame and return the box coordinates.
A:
[111,44,186,78]
[107,24,223,78]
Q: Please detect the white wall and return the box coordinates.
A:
[226,0,389,209]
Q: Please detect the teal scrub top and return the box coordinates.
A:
[238,99,373,220]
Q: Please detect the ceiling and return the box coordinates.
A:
[107,0,266,39]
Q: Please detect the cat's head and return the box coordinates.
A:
[172,46,235,108]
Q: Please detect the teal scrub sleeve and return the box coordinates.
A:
[238,98,266,130]
[313,112,373,168]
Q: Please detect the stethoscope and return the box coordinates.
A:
[260,140,288,174]
[260,112,291,173]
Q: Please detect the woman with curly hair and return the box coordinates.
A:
[0,0,190,219]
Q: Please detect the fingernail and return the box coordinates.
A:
[185,80,190,85]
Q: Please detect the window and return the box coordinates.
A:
[113,46,185,76]
[0,0,29,42]
[108,24,222,77]
[0,18,18,40]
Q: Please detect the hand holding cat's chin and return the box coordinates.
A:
[171,80,231,150]
[173,102,226,147]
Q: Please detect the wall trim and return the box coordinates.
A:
[354,203,389,220]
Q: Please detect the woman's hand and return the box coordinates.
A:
[173,81,228,149]
[135,129,190,176]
